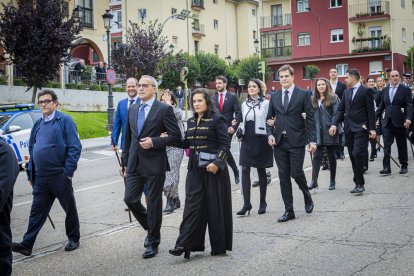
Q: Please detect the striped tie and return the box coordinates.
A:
[137,104,147,136]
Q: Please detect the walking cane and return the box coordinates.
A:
[111,137,132,223]
[406,130,414,158]
[47,215,55,229]
[302,113,317,189]
[362,125,400,168]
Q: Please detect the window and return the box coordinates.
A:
[78,0,93,28]
[336,64,348,76]
[273,71,280,82]
[401,0,405,8]
[213,0,218,3]
[171,8,177,15]
[9,114,33,131]
[298,33,310,46]
[112,10,122,32]
[368,26,382,48]
[214,44,219,55]
[213,19,218,30]
[402,28,406,42]
[369,61,383,75]
[297,0,309,12]
[138,8,147,20]
[330,0,342,8]
[331,29,344,42]
[252,8,256,16]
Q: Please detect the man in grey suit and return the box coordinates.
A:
[121,75,181,259]
[267,65,317,222]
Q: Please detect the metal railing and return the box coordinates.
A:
[349,1,390,18]
[260,14,291,29]
[192,24,205,36]
[191,0,204,9]
[262,46,292,59]
[351,36,390,53]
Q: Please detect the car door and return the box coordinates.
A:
[4,113,34,164]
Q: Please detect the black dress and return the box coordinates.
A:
[239,122,273,168]
[175,111,232,254]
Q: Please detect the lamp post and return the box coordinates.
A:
[161,9,191,33]
[225,55,232,65]
[102,9,114,131]
[254,38,260,55]
[306,8,321,57]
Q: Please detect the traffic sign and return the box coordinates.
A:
[106,69,117,84]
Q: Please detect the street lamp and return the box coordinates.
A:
[73,5,83,21]
[225,55,232,65]
[169,43,175,53]
[102,9,114,131]
[306,8,321,56]
[161,9,191,32]
[254,38,260,54]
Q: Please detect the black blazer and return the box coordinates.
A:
[122,100,181,176]
[213,92,242,129]
[333,85,376,133]
[376,84,413,128]
[334,81,347,100]
[266,87,316,146]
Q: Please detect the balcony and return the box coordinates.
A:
[351,36,390,54]
[191,0,204,10]
[349,1,390,22]
[192,24,205,37]
[260,14,291,29]
[262,46,292,60]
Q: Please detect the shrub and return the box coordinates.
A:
[65,83,78,89]
[112,87,124,92]
[77,84,87,90]
[13,78,26,86]
[0,76,7,85]
[46,81,61,88]
[89,84,102,91]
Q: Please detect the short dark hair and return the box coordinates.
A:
[329,67,338,72]
[216,75,228,83]
[366,77,375,82]
[278,64,294,76]
[346,68,361,81]
[248,79,265,101]
[190,88,217,115]
[160,90,178,106]
[38,89,58,102]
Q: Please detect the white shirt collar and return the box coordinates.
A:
[128,96,139,102]
[43,110,56,122]
[352,82,361,91]
[142,96,156,107]
[283,84,295,94]
[390,83,399,89]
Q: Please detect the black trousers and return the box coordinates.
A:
[124,172,165,247]
[382,121,408,169]
[312,146,337,182]
[22,172,80,248]
[274,137,311,212]
[345,131,369,185]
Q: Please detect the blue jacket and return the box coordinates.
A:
[112,98,140,150]
[26,110,82,182]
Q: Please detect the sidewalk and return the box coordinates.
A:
[81,136,111,152]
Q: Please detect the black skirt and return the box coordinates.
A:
[239,121,273,168]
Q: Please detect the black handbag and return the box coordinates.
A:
[197,152,216,168]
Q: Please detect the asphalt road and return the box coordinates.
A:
[10,141,414,275]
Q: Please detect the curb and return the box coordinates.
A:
[81,144,111,153]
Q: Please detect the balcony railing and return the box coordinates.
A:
[349,1,390,19]
[191,0,204,10]
[351,36,390,53]
[262,46,292,59]
[260,14,291,29]
[192,24,205,37]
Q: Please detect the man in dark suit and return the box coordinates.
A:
[329,67,347,160]
[213,75,242,184]
[376,70,413,175]
[112,77,141,150]
[95,61,107,83]
[266,65,316,222]
[175,86,184,109]
[0,139,19,276]
[121,75,181,259]
[330,69,376,194]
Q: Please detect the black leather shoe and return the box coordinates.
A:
[258,201,267,215]
[379,168,391,175]
[11,242,32,256]
[169,246,190,259]
[163,197,175,214]
[277,211,295,222]
[363,166,368,173]
[235,175,240,184]
[144,236,149,248]
[64,240,80,251]
[211,251,226,256]
[308,180,318,190]
[236,203,252,216]
[329,180,336,190]
[305,202,314,213]
[252,181,260,187]
[399,167,408,174]
[143,245,158,259]
[350,185,364,194]
[340,153,345,160]
[174,197,181,209]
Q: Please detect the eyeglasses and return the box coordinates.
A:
[37,99,54,105]
[137,84,154,88]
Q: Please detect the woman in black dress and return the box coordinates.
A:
[308,78,340,190]
[236,79,273,215]
[169,88,232,259]
[366,77,382,161]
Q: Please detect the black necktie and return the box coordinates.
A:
[284,90,289,112]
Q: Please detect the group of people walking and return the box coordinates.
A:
[2,63,413,276]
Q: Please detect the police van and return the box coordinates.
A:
[0,104,42,166]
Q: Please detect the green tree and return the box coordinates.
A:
[159,53,200,90]
[305,64,321,89]
[404,46,414,73]
[235,55,267,85]
[196,52,227,86]
[0,0,83,103]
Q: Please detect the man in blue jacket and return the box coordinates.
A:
[12,90,82,256]
[112,77,140,150]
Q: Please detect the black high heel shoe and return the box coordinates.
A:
[236,203,252,216]
[169,246,191,259]
[258,201,267,215]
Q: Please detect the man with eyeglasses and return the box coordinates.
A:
[376,70,413,175]
[12,90,82,256]
[121,75,181,259]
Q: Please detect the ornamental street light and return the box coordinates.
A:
[102,9,115,131]
[225,55,232,65]
[254,38,260,54]
[161,9,192,32]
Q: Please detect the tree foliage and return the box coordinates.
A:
[195,52,227,86]
[111,20,183,80]
[234,55,265,85]
[159,53,200,90]
[305,64,320,79]
[0,0,82,103]
[404,46,414,72]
